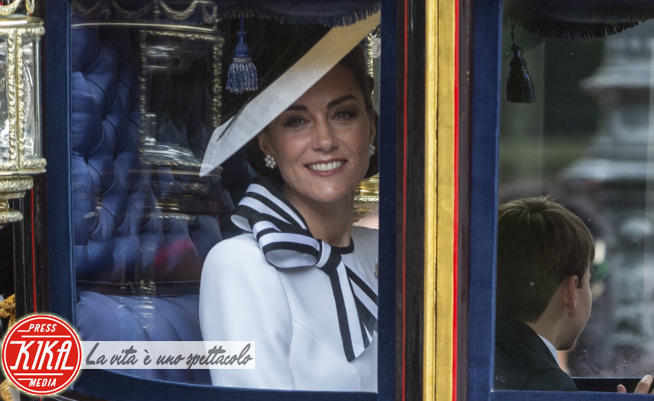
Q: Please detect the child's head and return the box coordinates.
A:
[496,196,594,335]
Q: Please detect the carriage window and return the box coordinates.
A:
[70,13,226,385]
[496,17,654,386]
[68,0,381,392]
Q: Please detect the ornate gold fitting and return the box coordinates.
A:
[0,378,16,401]
[0,293,16,327]
[354,174,379,222]
[0,8,45,229]
[0,294,17,401]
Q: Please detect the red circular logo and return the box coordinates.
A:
[1,314,82,395]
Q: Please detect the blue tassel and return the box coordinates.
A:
[226,16,258,94]
[506,27,535,103]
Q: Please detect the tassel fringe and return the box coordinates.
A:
[226,17,258,94]
[226,57,258,94]
[506,34,535,103]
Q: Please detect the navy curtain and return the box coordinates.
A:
[89,0,380,27]
[504,0,654,38]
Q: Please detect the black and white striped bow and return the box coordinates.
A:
[231,179,378,361]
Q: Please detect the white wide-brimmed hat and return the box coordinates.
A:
[200,10,381,177]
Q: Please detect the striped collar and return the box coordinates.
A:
[231,178,377,361]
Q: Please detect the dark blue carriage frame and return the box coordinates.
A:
[47,0,646,400]
[468,0,654,400]
[44,0,397,400]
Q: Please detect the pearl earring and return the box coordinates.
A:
[264,154,277,169]
[369,144,376,157]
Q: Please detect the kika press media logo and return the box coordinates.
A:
[1,314,82,395]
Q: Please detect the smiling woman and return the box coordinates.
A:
[198,15,380,392]
[257,62,375,247]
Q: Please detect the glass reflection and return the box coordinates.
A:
[499,19,654,379]
[21,41,35,158]
[0,42,8,162]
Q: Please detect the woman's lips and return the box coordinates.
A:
[306,159,346,175]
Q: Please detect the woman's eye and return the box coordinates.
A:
[283,117,306,128]
[334,110,356,120]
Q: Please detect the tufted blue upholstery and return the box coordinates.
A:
[71,27,144,281]
[70,26,234,384]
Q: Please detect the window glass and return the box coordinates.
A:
[69,0,381,390]
[498,18,654,381]
[71,12,225,386]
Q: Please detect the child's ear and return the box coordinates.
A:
[563,275,580,314]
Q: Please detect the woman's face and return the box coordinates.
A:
[258,64,375,208]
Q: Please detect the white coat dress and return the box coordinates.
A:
[199,225,378,391]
